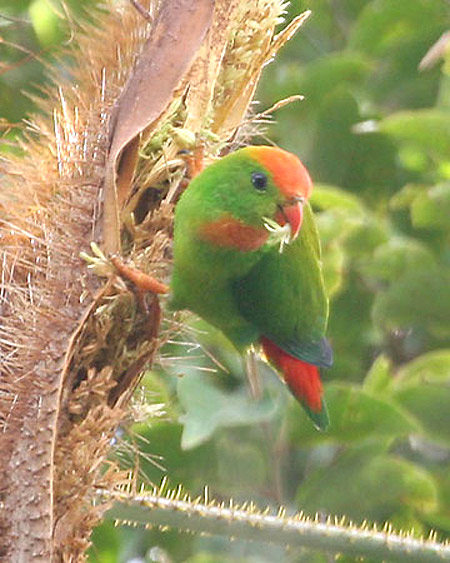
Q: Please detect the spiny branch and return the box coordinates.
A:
[104,487,450,562]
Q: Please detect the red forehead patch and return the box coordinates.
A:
[245,146,313,199]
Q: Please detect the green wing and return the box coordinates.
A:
[233,203,332,367]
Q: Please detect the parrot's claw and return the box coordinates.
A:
[80,242,115,277]
[262,217,292,253]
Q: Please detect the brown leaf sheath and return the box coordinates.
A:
[103,0,215,254]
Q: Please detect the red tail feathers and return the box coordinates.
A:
[261,336,323,412]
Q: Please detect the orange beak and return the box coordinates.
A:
[276,197,304,241]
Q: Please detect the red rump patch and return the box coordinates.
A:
[246,146,313,200]
[198,215,269,251]
[261,336,323,412]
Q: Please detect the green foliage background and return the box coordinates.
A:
[1,1,450,561]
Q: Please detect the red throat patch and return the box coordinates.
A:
[246,146,313,200]
[198,215,269,251]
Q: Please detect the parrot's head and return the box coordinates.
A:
[180,145,313,253]
[244,145,312,242]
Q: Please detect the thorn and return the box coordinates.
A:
[159,476,168,496]
[174,484,183,500]
[277,506,286,519]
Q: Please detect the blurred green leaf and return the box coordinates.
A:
[378,110,450,159]
[390,183,425,210]
[427,469,450,535]
[392,350,450,444]
[395,386,450,445]
[316,210,361,246]
[398,145,430,173]
[186,553,253,563]
[312,184,365,215]
[343,218,387,257]
[411,182,450,229]
[296,446,438,524]
[290,384,419,446]
[215,433,267,494]
[0,0,31,10]
[311,89,361,184]
[363,354,393,395]
[132,421,217,491]
[321,241,346,297]
[295,52,372,106]
[349,0,446,55]
[395,349,450,386]
[372,269,450,337]
[88,520,120,563]
[178,373,277,449]
[360,237,437,283]
[29,0,64,47]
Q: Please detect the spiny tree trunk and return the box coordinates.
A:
[0,1,305,559]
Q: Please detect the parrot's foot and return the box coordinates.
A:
[110,257,169,295]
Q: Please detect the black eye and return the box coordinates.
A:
[251,171,268,191]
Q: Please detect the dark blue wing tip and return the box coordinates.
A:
[280,336,334,369]
[321,337,334,368]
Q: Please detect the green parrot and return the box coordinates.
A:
[169,146,332,429]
